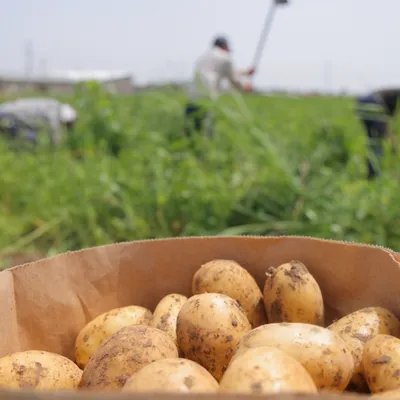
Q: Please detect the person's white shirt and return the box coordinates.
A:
[0,97,77,145]
[187,47,244,102]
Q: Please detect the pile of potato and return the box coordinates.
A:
[1,258,400,398]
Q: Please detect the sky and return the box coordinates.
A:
[1,0,399,94]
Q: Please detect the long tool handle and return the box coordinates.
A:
[251,1,278,75]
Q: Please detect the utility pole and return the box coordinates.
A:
[39,58,48,76]
[324,60,332,94]
[24,40,34,79]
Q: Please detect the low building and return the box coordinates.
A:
[0,70,134,96]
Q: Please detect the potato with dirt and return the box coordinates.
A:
[151,294,188,347]
[121,358,219,393]
[363,334,400,394]
[219,346,317,395]
[192,259,267,328]
[79,325,179,391]
[328,306,400,392]
[177,292,252,382]
[75,305,152,369]
[233,322,354,392]
[263,260,324,325]
[0,350,82,390]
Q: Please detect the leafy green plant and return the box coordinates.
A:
[0,84,398,265]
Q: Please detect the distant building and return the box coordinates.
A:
[0,70,134,96]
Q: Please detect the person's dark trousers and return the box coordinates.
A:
[362,119,386,179]
[0,112,38,149]
[0,112,20,140]
[355,95,388,180]
[183,102,213,139]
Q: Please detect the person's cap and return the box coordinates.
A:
[213,36,229,50]
[59,104,77,123]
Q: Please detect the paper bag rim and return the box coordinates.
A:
[4,234,399,273]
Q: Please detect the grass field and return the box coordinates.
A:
[0,82,399,267]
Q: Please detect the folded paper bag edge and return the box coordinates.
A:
[4,235,399,273]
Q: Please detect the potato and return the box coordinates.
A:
[79,324,179,391]
[0,350,82,390]
[177,293,252,381]
[328,306,400,392]
[219,346,317,395]
[263,260,324,325]
[151,294,188,347]
[192,259,267,328]
[234,322,354,392]
[121,358,219,393]
[363,334,400,394]
[75,305,152,369]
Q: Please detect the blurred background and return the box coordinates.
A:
[0,0,399,268]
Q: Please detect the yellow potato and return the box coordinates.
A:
[263,260,324,325]
[79,324,179,391]
[219,346,317,395]
[75,305,152,369]
[363,334,400,394]
[329,306,400,392]
[0,350,82,390]
[176,293,252,382]
[192,259,267,328]
[234,322,354,392]
[151,293,188,347]
[121,358,219,393]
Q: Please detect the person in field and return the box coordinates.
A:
[0,97,78,147]
[355,88,399,179]
[184,35,256,138]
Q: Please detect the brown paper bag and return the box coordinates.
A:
[0,235,399,400]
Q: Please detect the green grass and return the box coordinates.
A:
[0,82,399,265]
